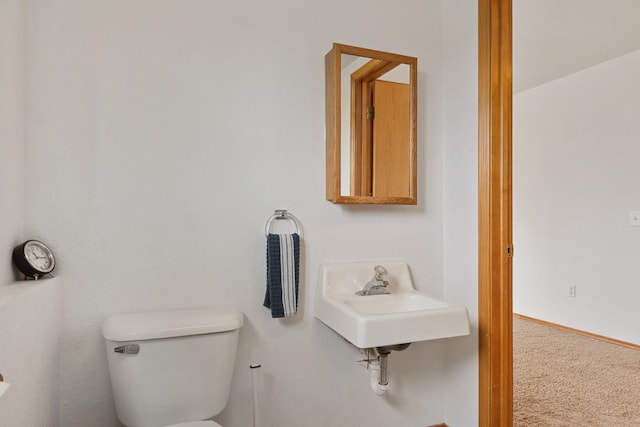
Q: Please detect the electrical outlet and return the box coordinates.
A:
[568,285,577,298]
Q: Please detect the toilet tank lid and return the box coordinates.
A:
[102,306,244,342]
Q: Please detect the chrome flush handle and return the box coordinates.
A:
[114,344,140,354]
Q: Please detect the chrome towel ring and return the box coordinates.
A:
[264,210,303,238]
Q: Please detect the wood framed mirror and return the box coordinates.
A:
[325,43,418,205]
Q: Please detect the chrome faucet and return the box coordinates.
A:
[355,265,391,296]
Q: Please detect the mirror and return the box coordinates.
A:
[325,43,417,204]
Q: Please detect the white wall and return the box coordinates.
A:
[0,0,25,284]
[514,49,640,344]
[442,1,479,425]
[0,5,62,426]
[0,279,61,426]
[22,1,472,426]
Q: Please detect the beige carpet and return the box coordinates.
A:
[513,316,640,426]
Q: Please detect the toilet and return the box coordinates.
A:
[102,306,244,427]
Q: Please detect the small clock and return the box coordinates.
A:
[12,240,56,280]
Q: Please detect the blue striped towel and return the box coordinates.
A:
[263,233,300,318]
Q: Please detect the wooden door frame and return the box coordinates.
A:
[478,0,513,426]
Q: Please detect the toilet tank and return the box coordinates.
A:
[102,307,243,427]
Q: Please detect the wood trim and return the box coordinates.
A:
[427,424,448,427]
[332,195,416,205]
[325,45,340,201]
[478,0,513,426]
[333,43,417,65]
[351,58,401,83]
[408,55,418,203]
[513,313,640,351]
[350,68,365,195]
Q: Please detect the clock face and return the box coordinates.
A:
[24,241,55,273]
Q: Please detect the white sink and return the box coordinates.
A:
[314,261,470,348]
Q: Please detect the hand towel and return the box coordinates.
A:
[263,233,300,318]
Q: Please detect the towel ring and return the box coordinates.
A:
[264,210,303,238]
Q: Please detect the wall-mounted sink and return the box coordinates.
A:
[314,261,470,348]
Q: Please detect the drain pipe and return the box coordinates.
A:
[378,350,390,386]
[367,344,411,395]
[369,350,391,395]
[369,359,389,395]
[250,364,262,427]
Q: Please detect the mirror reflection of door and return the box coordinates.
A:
[372,80,410,197]
[349,60,410,197]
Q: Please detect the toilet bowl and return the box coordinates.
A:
[102,307,243,427]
